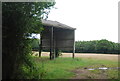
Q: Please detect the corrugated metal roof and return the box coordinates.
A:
[41,19,76,30]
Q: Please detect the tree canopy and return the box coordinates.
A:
[2,2,55,79]
[75,39,120,54]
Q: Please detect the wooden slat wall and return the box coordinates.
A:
[42,27,75,51]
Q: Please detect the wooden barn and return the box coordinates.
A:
[40,19,76,59]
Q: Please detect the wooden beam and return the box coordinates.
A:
[53,34,56,59]
[42,38,74,40]
[42,46,73,48]
[39,34,42,57]
[50,27,54,60]
[72,30,75,58]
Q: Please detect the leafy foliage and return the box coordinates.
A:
[75,39,120,54]
[96,39,114,53]
[31,38,40,51]
[2,2,55,79]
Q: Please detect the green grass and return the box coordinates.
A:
[33,57,119,79]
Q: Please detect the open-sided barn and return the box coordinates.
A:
[40,19,76,59]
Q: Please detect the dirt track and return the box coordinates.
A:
[33,52,119,61]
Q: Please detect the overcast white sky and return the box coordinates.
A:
[45,0,119,43]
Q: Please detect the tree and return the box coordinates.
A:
[31,38,40,51]
[96,39,113,53]
[2,2,55,79]
[75,39,119,54]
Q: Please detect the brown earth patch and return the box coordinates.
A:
[70,67,108,79]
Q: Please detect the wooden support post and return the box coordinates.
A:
[53,32,56,59]
[50,27,54,60]
[39,34,42,57]
[72,30,75,58]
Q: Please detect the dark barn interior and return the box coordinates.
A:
[40,20,76,59]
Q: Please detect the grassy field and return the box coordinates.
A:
[32,52,119,79]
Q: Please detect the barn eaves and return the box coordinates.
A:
[41,19,76,30]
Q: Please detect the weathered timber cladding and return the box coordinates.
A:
[42,28,74,51]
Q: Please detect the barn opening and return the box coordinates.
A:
[39,19,76,60]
